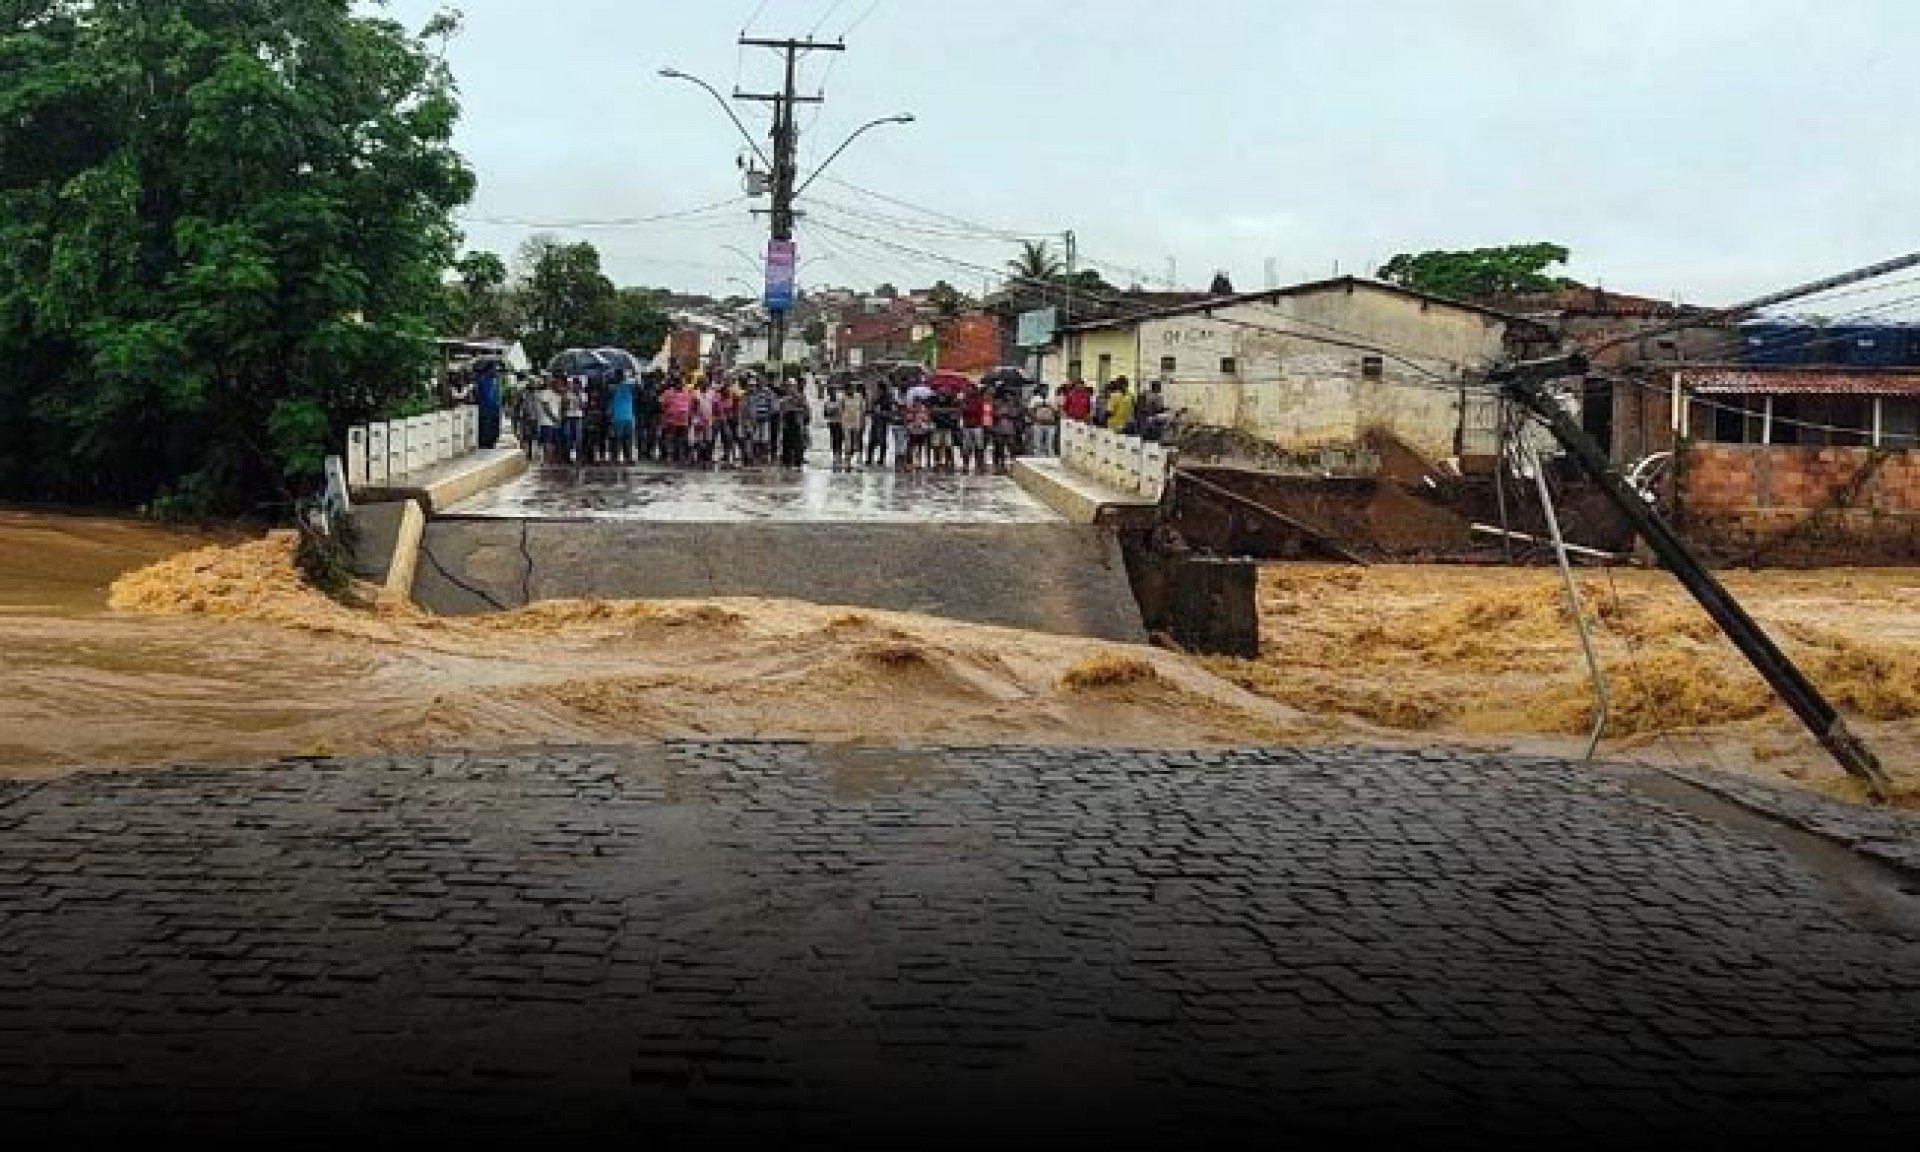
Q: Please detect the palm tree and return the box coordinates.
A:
[1007,240,1064,285]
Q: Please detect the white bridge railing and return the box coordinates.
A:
[344,406,480,490]
[1060,420,1175,502]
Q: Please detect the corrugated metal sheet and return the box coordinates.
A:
[1681,368,1920,396]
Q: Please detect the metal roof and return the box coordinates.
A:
[1679,366,1920,396]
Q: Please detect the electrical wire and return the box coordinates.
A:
[460,195,751,230]
[842,0,886,38]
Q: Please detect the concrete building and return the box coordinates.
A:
[1042,277,1548,466]
[1666,366,1920,562]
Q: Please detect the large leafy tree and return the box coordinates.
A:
[444,249,513,338]
[510,237,671,365]
[0,0,475,511]
[1377,243,1575,302]
[514,235,614,366]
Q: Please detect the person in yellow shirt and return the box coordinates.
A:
[1106,380,1135,435]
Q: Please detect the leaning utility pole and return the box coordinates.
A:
[1491,354,1893,802]
[737,36,842,372]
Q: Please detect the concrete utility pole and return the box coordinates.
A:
[735,36,841,373]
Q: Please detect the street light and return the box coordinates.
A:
[658,67,773,170]
[792,114,916,200]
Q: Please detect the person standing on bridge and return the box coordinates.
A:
[535,376,562,466]
[838,385,866,474]
[749,376,778,466]
[636,371,663,461]
[559,378,585,465]
[1105,378,1135,436]
[823,387,845,470]
[865,380,892,468]
[688,377,714,468]
[1061,377,1093,425]
[608,369,637,465]
[779,382,810,470]
[960,385,990,476]
[1029,388,1059,457]
[660,374,692,465]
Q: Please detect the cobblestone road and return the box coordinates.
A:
[3,745,1919,1140]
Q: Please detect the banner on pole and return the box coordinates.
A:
[765,240,797,314]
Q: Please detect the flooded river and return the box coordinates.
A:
[0,510,1312,779]
[5,508,1914,807]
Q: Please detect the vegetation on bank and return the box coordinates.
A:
[0,1,475,514]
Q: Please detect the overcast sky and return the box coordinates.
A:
[380,0,1920,308]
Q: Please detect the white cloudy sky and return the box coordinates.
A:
[379,0,1920,307]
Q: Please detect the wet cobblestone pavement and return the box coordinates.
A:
[444,462,1062,523]
[4,745,1920,1140]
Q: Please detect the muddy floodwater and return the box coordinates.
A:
[3,508,1915,808]
[0,510,1316,779]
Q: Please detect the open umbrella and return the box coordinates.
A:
[928,370,974,395]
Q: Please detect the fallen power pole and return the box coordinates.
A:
[1491,353,1893,802]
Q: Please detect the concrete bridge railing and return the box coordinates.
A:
[345,406,480,490]
[1061,420,1175,502]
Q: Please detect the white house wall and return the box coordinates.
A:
[1140,288,1512,463]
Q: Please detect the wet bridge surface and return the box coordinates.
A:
[3,744,1919,1140]
[444,463,1061,525]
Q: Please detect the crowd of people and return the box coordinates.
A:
[510,364,1175,475]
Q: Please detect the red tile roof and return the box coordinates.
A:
[1679,367,1920,396]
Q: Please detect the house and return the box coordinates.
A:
[1486,285,1741,465]
[836,300,932,369]
[1040,277,1550,466]
[1666,364,1920,562]
[934,312,1003,374]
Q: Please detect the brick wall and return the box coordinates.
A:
[936,314,1002,374]
[1676,443,1920,563]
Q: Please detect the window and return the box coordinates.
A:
[1220,357,1238,376]
[1097,354,1113,384]
[1067,359,1083,381]
[1360,355,1385,379]
[1160,356,1177,374]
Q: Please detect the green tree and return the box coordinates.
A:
[607,287,671,361]
[445,250,513,338]
[800,318,828,348]
[514,236,616,366]
[0,0,475,510]
[927,280,965,318]
[1377,243,1575,301]
[1007,240,1063,284]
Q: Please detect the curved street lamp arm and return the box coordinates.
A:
[659,68,774,171]
[791,115,914,201]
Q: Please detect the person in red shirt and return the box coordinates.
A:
[960,386,992,475]
[1060,378,1093,424]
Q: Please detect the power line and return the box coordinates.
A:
[460,195,751,230]
[809,0,850,37]
[842,0,886,38]
[808,217,1477,392]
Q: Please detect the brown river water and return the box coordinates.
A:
[3,508,1914,807]
[0,510,1319,779]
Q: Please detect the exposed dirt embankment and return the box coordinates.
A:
[1203,565,1920,807]
[0,530,1314,777]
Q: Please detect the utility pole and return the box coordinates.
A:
[1492,354,1892,802]
[1063,230,1077,324]
[737,36,842,374]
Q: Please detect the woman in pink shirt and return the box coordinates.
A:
[660,382,692,465]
